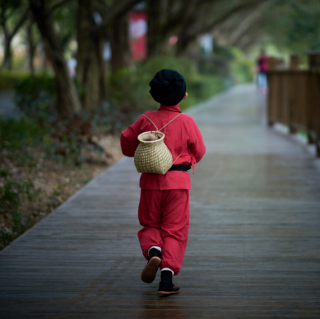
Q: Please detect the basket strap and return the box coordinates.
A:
[172,149,185,164]
[143,112,188,168]
[172,145,188,164]
[159,113,182,131]
[142,113,182,132]
[142,114,158,131]
[173,146,196,175]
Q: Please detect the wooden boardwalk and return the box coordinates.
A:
[1,84,320,318]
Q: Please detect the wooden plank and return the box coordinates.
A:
[0,85,320,318]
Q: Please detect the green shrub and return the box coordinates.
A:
[229,47,254,83]
[0,176,40,249]
[231,58,254,84]
[199,46,254,85]
[110,68,154,111]
[0,231,16,249]
[0,117,49,150]
[13,73,56,119]
[4,57,224,165]
[110,56,225,113]
[0,179,21,215]
[183,74,224,109]
[12,53,27,70]
[141,56,196,80]
[0,70,31,91]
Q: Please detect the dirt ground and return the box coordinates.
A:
[0,135,122,249]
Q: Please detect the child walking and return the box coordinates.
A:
[120,69,206,295]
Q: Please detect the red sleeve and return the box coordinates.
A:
[188,117,206,163]
[120,116,144,157]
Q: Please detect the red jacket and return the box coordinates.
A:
[258,55,269,72]
[120,104,206,190]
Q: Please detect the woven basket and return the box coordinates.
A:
[134,131,173,174]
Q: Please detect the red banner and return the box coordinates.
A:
[128,12,147,61]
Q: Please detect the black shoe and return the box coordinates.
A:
[141,249,161,283]
[157,281,180,295]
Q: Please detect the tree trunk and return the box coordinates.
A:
[2,36,12,70]
[176,32,205,56]
[147,0,167,58]
[110,14,133,73]
[176,38,186,56]
[76,0,106,109]
[30,0,81,116]
[25,22,35,74]
[228,3,271,47]
[40,42,47,71]
[1,7,28,70]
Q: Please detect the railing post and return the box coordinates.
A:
[290,54,300,70]
[309,51,320,71]
[308,52,320,156]
[267,57,275,127]
[267,57,286,127]
[288,54,300,134]
[266,70,273,127]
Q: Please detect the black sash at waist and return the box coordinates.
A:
[168,164,191,172]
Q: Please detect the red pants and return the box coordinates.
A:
[137,189,189,275]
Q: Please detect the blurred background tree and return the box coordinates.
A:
[0,0,29,69]
[0,0,319,116]
[263,0,320,56]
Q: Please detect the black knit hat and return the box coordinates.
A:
[149,69,187,106]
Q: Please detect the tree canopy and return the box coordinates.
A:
[0,0,319,114]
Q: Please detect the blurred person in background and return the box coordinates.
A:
[256,49,269,94]
[67,52,77,79]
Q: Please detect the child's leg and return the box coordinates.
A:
[160,190,189,276]
[137,190,164,260]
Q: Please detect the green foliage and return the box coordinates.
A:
[230,48,254,84]
[13,73,56,118]
[199,46,253,86]
[0,176,40,215]
[0,176,35,249]
[7,57,224,166]
[0,70,31,91]
[110,68,153,111]
[110,56,225,114]
[0,117,49,150]
[0,231,15,249]
[231,60,253,84]
[199,57,230,80]
[183,74,224,109]
[10,210,28,233]
[142,56,197,79]
[263,0,320,55]
[52,0,78,52]
[0,180,21,214]
[287,1,320,53]
[12,52,27,70]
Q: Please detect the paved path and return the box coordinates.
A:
[0,90,23,120]
[1,84,320,318]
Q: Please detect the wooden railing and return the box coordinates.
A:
[267,52,320,157]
